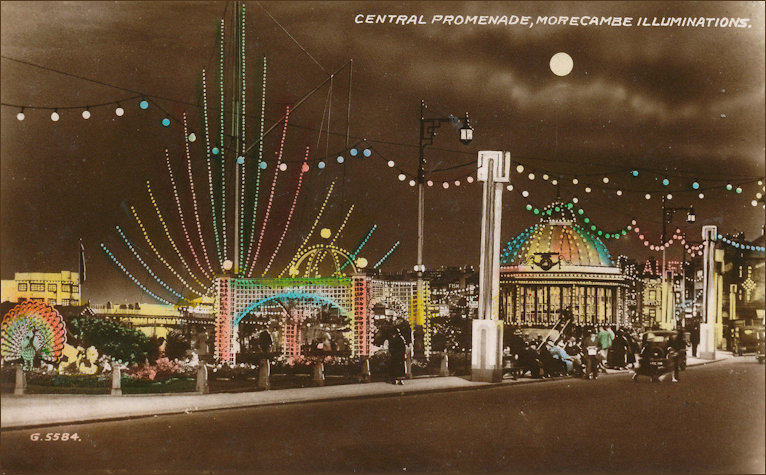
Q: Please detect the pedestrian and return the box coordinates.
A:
[690,319,700,358]
[387,326,407,385]
[582,332,599,380]
[595,326,613,373]
[608,330,628,369]
[669,329,686,382]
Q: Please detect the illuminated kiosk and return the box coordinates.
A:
[499,201,629,325]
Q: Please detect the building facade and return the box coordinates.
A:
[1,271,81,306]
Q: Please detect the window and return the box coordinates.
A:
[649,309,656,317]
[30,283,45,292]
[30,298,44,302]
[48,284,57,292]
[49,299,57,304]
[61,284,72,293]
[17,283,28,292]
[72,285,79,293]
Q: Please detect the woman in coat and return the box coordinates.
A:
[387,327,407,385]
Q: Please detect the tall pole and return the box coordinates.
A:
[416,100,426,331]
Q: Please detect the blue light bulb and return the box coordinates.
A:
[631,170,639,177]
[692,181,700,190]
[337,156,345,163]
[212,147,220,155]
[140,100,149,110]
[349,148,358,157]
[318,161,326,169]
[363,148,372,157]
[161,117,170,127]
[662,178,669,186]
[259,161,267,169]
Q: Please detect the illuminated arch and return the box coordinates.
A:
[289,244,358,277]
[233,292,350,326]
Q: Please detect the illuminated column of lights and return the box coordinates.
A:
[339,225,377,271]
[261,147,310,277]
[237,3,248,273]
[163,150,209,281]
[373,241,401,269]
[201,69,223,266]
[101,243,172,305]
[115,225,184,300]
[218,18,228,260]
[182,115,215,274]
[278,182,335,277]
[147,178,210,285]
[131,204,204,297]
[244,57,268,268]
[246,106,291,276]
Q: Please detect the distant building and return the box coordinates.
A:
[1,271,81,306]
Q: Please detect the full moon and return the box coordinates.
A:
[550,52,573,76]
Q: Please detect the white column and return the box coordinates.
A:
[472,151,510,382]
[700,225,718,359]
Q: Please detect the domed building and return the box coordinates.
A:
[499,201,629,326]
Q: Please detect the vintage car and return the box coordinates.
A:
[755,328,765,364]
[633,330,686,382]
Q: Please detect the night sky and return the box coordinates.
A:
[1,1,764,304]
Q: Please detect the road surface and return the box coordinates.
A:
[2,357,763,473]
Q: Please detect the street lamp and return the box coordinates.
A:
[415,100,473,334]
[661,196,697,329]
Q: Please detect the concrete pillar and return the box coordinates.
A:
[14,365,25,396]
[111,364,122,396]
[439,350,449,377]
[700,225,718,359]
[472,151,509,382]
[360,356,371,383]
[258,359,271,390]
[196,364,208,394]
[313,362,325,386]
[405,346,413,379]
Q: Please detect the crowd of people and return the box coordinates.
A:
[504,324,685,381]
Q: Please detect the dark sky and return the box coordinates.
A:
[2,1,764,304]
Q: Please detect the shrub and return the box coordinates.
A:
[68,315,154,365]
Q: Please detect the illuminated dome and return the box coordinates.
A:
[501,201,614,268]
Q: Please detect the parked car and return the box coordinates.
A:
[633,330,685,382]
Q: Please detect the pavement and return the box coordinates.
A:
[0,349,733,430]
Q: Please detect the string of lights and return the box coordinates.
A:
[181,116,216,276]
[100,243,172,305]
[245,106,290,276]
[162,150,211,281]
[130,204,205,298]
[144,183,210,291]
[278,182,335,278]
[261,146,310,277]
[115,225,184,301]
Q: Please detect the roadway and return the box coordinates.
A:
[2,357,763,473]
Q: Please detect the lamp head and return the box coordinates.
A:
[459,113,473,145]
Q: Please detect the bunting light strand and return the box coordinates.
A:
[181,117,215,275]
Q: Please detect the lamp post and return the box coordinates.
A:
[661,195,696,329]
[415,100,473,334]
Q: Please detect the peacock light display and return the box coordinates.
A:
[1,300,67,370]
